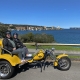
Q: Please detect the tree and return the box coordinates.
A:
[9,26,16,29]
[0,26,8,38]
[33,33,55,43]
[19,32,55,43]
[19,32,34,42]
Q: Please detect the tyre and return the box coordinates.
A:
[58,57,71,71]
[0,61,15,79]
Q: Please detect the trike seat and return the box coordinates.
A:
[0,38,14,56]
[0,38,4,54]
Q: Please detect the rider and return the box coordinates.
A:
[3,31,27,62]
[13,32,29,57]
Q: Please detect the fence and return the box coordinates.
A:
[23,43,80,46]
[23,43,80,55]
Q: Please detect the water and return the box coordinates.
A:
[12,29,80,44]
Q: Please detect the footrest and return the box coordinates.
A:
[26,54,33,59]
[25,57,32,60]
[19,60,28,68]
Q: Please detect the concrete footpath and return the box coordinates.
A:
[9,61,80,80]
[28,49,80,55]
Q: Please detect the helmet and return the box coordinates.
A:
[13,33,18,36]
[5,31,11,35]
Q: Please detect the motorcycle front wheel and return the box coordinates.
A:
[58,57,71,71]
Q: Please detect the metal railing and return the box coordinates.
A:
[23,43,80,46]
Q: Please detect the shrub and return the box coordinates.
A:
[19,32,34,43]
[19,32,55,43]
[33,33,55,43]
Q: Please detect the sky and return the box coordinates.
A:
[0,0,80,29]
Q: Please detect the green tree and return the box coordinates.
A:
[19,32,55,43]
[19,32,34,43]
[9,26,16,29]
[0,26,8,38]
[33,33,55,43]
[26,32,34,42]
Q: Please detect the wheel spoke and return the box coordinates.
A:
[0,63,10,77]
[59,58,69,69]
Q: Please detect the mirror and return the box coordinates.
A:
[52,48,55,51]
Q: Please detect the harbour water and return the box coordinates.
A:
[12,29,80,44]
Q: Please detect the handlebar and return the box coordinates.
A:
[35,42,55,52]
[35,42,45,51]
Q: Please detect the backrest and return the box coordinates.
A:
[0,38,12,56]
[0,38,3,54]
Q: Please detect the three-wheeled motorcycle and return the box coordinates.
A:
[0,38,71,79]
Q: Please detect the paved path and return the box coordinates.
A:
[7,61,80,80]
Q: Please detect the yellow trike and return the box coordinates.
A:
[0,38,71,79]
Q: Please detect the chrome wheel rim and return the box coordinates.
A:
[0,63,10,77]
[59,59,69,69]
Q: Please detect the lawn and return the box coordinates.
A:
[26,45,80,51]
[25,44,80,60]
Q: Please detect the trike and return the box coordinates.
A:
[0,38,71,79]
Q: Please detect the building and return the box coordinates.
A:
[15,27,26,30]
[0,22,62,31]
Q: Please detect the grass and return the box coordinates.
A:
[26,44,80,60]
[69,55,80,59]
[68,55,80,61]
[26,45,80,51]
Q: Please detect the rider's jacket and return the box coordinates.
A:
[13,38,25,49]
[3,38,14,52]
